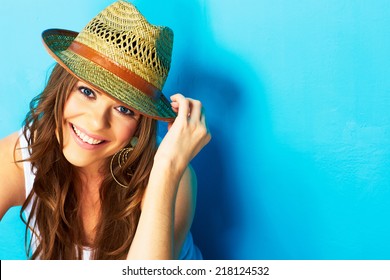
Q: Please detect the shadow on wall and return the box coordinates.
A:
[155,0,265,259]
[181,64,243,260]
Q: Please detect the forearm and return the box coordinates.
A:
[126,93,210,259]
[126,160,183,259]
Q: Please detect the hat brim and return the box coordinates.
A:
[42,29,176,121]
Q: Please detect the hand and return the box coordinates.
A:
[154,94,211,175]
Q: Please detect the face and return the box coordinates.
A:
[60,80,140,172]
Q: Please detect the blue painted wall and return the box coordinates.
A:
[1,0,390,259]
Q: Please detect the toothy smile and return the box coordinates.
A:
[71,124,104,145]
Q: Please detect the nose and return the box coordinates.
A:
[88,99,111,130]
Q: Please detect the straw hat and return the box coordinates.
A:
[42,0,176,121]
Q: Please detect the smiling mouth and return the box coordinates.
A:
[71,124,105,145]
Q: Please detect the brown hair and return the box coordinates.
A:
[20,64,157,259]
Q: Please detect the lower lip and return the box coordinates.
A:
[69,123,108,151]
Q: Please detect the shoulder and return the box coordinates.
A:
[176,165,197,208]
[176,165,197,218]
[0,131,24,171]
[173,164,198,257]
[0,131,26,219]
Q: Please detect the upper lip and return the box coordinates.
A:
[70,123,108,142]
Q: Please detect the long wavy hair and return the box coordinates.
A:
[19,64,157,259]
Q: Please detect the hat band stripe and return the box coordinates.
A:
[68,41,161,100]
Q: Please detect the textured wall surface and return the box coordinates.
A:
[1,0,390,259]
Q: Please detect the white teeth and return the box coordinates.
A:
[72,125,103,145]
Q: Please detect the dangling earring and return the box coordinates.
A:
[110,137,138,188]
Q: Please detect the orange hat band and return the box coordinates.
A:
[68,40,162,100]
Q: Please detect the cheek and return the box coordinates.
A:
[63,95,81,119]
[114,121,139,145]
[56,97,72,142]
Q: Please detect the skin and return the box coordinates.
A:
[61,81,141,173]
[0,80,211,259]
[129,94,211,259]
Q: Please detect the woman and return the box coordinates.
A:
[0,0,210,259]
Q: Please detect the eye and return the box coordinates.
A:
[78,86,95,98]
[116,106,135,116]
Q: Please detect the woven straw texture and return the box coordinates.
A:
[42,0,176,120]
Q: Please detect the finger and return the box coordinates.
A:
[170,101,179,113]
[170,94,190,119]
[187,98,202,121]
